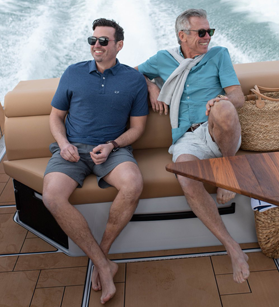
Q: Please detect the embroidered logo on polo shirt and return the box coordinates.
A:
[114,91,120,94]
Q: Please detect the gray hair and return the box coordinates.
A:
[175,9,207,44]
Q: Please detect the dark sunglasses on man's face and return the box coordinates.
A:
[88,36,116,46]
[185,28,215,37]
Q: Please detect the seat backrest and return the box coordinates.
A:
[234,61,279,95]
[5,60,279,160]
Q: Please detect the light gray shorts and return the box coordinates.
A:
[168,122,241,162]
[44,142,137,188]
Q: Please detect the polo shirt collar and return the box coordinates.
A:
[179,46,208,59]
[89,58,121,75]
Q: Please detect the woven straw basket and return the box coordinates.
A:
[238,85,279,151]
[254,207,279,258]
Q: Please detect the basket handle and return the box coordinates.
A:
[249,85,279,109]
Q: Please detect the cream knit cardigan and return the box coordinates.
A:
[157,47,205,129]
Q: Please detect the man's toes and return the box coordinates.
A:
[234,273,244,284]
[92,272,102,291]
[243,269,250,280]
[217,189,236,204]
[92,281,101,291]
[100,291,115,305]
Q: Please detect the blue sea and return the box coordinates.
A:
[1,0,279,103]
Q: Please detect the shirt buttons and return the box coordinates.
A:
[102,84,104,87]
[187,84,189,87]
[103,77,105,79]
[187,96,190,99]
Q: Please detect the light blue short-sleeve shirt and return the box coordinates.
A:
[138,46,240,143]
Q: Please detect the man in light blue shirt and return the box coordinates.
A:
[138,46,240,143]
[135,9,249,284]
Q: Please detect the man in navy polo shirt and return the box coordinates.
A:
[43,18,148,304]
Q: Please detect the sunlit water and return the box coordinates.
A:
[1,0,279,104]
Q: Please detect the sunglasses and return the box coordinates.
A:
[88,36,116,46]
[184,28,215,37]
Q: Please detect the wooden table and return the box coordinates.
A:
[166,152,279,206]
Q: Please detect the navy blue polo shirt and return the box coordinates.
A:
[51,59,148,145]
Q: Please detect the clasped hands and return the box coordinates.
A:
[60,143,113,165]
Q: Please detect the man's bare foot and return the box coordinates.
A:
[228,244,250,283]
[217,187,236,204]
[92,265,102,291]
[92,260,119,304]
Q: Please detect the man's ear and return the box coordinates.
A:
[117,40,124,52]
[178,30,187,43]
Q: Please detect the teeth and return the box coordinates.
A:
[200,43,208,45]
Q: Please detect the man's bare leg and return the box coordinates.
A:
[175,99,249,283]
[43,173,116,304]
[209,99,241,204]
[176,154,249,283]
[91,162,143,291]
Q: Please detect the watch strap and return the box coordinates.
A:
[106,140,119,151]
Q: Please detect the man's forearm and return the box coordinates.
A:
[114,128,143,147]
[114,117,147,148]
[224,86,245,109]
[50,115,69,148]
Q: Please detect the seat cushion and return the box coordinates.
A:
[4,148,217,205]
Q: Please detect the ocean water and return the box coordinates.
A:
[1,0,279,104]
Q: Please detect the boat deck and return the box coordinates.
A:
[1,154,279,307]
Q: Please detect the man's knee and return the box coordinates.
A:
[210,100,239,130]
[117,167,143,201]
[42,187,59,213]
[42,173,77,213]
[177,175,204,200]
[123,171,143,198]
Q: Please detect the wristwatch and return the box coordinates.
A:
[106,140,120,152]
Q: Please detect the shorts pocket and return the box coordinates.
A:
[49,142,60,154]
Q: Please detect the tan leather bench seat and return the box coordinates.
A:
[5,61,279,255]
[5,148,217,205]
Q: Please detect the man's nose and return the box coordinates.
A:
[94,39,102,47]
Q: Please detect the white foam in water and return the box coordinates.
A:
[1,0,279,105]
[211,33,255,64]
[221,0,279,36]
[0,0,158,103]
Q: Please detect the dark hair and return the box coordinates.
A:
[92,18,124,41]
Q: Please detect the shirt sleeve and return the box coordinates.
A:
[51,66,72,111]
[137,52,160,80]
[218,48,240,89]
[130,74,149,117]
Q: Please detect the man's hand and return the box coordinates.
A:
[149,84,168,115]
[90,143,113,165]
[146,78,168,115]
[205,96,228,116]
[152,100,169,115]
[134,67,168,115]
[60,143,80,162]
